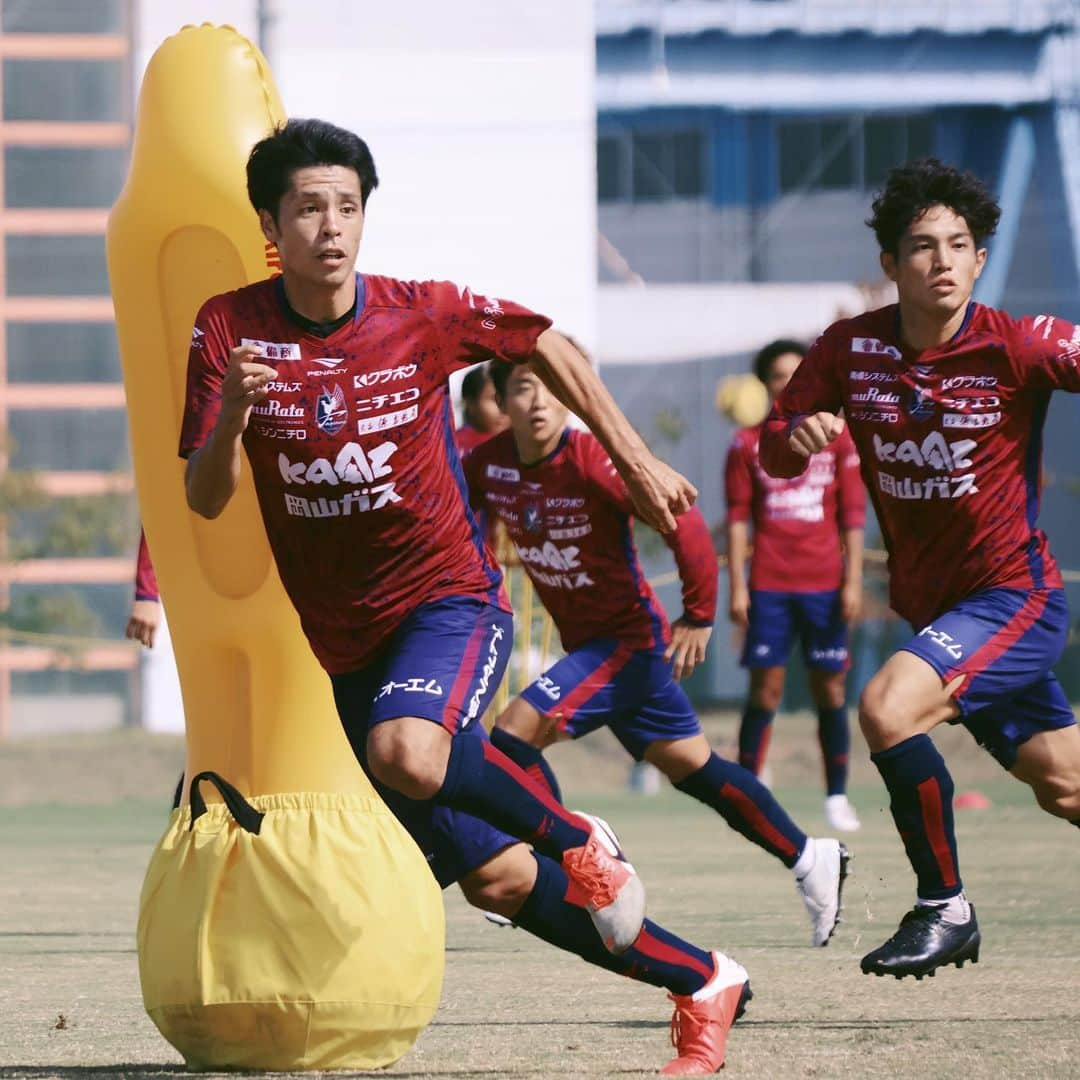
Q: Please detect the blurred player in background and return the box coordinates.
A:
[761,158,1080,979]
[467,356,851,949]
[125,527,160,648]
[725,340,866,832]
[455,362,509,453]
[180,118,750,1073]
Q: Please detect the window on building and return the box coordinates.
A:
[2,0,126,33]
[8,408,129,472]
[598,128,706,203]
[7,323,121,383]
[5,147,128,208]
[3,59,126,123]
[7,235,111,296]
[778,113,934,193]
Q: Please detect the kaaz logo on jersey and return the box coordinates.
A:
[873,432,978,500]
[316,384,348,435]
[514,540,595,590]
[279,441,401,517]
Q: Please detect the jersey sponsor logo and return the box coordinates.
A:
[315,384,348,435]
[850,409,899,424]
[1055,333,1080,371]
[486,464,520,482]
[533,674,562,702]
[355,387,420,414]
[485,490,516,503]
[940,395,1000,411]
[265,380,302,393]
[851,387,899,405]
[252,399,304,420]
[308,358,346,377]
[917,624,964,660]
[464,624,507,724]
[191,326,205,350]
[940,375,997,390]
[764,484,825,523]
[376,677,444,700]
[851,337,902,361]
[457,285,506,331]
[241,338,301,360]
[252,425,307,440]
[514,540,595,589]
[808,646,848,664]
[850,369,898,383]
[357,405,417,435]
[549,524,591,540]
[873,432,975,471]
[1033,315,1055,340]
[942,411,1001,429]
[284,486,401,517]
[353,364,417,388]
[279,441,397,486]
[878,471,977,499]
[310,357,343,368]
[546,497,586,509]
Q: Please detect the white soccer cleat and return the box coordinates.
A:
[482,910,515,927]
[563,811,646,954]
[824,794,861,832]
[795,838,851,947]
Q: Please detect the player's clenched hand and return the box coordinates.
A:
[623,453,697,534]
[125,599,161,649]
[729,583,750,631]
[220,344,278,426]
[665,619,712,681]
[789,412,844,458]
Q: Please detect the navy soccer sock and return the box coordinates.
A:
[490,725,563,803]
[871,734,962,900]
[738,705,775,775]
[436,733,590,858]
[817,706,850,796]
[514,853,714,997]
[674,752,807,868]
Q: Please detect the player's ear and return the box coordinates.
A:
[258,208,278,245]
[879,250,898,282]
[972,246,988,280]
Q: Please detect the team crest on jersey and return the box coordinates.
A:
[523,504,543,533]
[190,326,205,350]
[906,386,935,422]
[316,383,348,435]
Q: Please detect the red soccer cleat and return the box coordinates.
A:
[561,812,646,954]
[661,953,751,1075]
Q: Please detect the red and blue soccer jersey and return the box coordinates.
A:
[454,421,495,455]
[759,303,1080,628]
[724,423,865,593]
[179,274,551,674]
[464,427,717,652]
[134,527,159,602]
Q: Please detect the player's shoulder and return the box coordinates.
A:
[969,303,1072,348]
[564,427,608,466]
[816,304,899,358]
[360,275,467,314]
[196,277,276,321]
[729,423,761,453]
[464,427,516,475]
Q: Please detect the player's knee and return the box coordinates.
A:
[858,677,913,749]
[813,674,847,710]
[749,681,783,713]
[460,852,536,917]
[1030,775,1080,820]
[366,722,448,799]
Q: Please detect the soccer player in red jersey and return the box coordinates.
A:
[467,357,851,951]
[180,119,749,1072]
[455,363,508,454]
[760,158,1080,979]
[725,339,866,832]
[125,527,160,648]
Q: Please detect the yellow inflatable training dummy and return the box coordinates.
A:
[106,24,444,1071]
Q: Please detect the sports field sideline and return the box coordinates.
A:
[1,714,1076,1079]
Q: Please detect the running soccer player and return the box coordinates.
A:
[456,363,508,453]
[725,339,866,832]
[180,118,749,1073]
[760,158,1080,980]
[126,527,160,648]
[466,357,851,948]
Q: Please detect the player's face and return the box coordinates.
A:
[259,165,364,293]
[466,380,509,434]
[880,204,986,321]
[765,351,802,401]
[501,366,569,458]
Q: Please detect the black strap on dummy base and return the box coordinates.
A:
[188,771,265,835]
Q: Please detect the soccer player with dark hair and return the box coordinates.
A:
[760,157,1080,979]
[469,355,851,950]
[726,338,866,831]
[180,118,749,1073]
[456,363,508,453]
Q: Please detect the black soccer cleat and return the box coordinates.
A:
[860,903,981,980]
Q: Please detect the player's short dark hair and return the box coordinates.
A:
[867,158,1001,255]
[489,358,513,401]
[461,364,492,403]
[752,339,806,385]
[246,118,379,220]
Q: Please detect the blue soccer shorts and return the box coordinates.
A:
[901,587,1076,770]
[741,588,849,672]
[331,595,518,888]
[519,638,702,761]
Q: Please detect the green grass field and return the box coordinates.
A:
[0,721,1077,1079]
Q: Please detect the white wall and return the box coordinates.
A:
[134,0,258,82]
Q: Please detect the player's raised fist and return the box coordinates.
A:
[624,453,698,534]
[220,343,278,424]
[789,412,845,458]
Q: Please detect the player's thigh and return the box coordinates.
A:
[458,841,538,917]
[518,639,640,743]
[741,590,796,672]
[859,650,960,753]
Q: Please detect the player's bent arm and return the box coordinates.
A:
[184,413,247,519]
[759,413,844,478]
[531,329,695,533]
